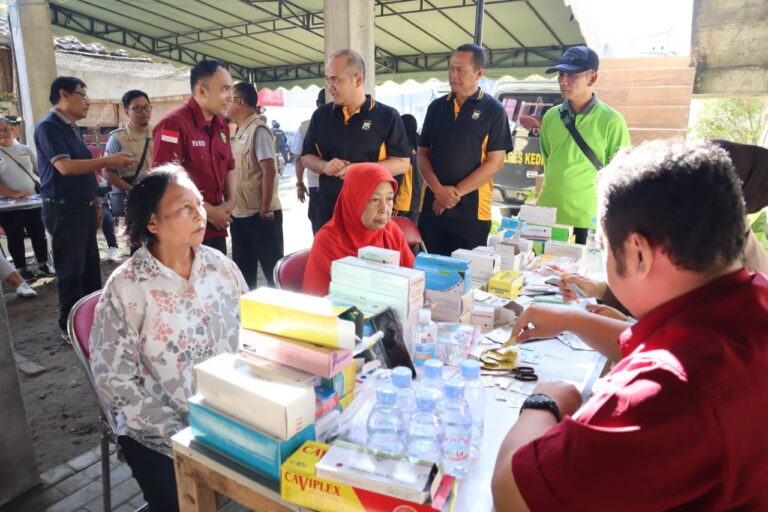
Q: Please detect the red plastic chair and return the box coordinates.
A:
[273,248,311,292]
[391,216,428,254]
[67,290,120,512]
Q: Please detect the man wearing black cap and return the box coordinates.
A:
[537,45,630,244]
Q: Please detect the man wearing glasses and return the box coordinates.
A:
[105,90,153,195]
[34,76,136,336]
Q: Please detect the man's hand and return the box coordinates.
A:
[432,199,447,216]
[296,182,307,203]
[586,304,630,321]
[107,152,139,169]
[511,303,572,342]
[206,203,232,230]
[435,185,461,209]
[558,274,609,302]
[531,381,583,418]
[260,210,275,221]
[7,191,31,199]
[323,158,350,177]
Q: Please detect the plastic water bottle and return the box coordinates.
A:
[406,389,444,464]
[392,366,417,418]
[366,385,405,455]
[411,309,437,366]
[583,216,602,274]
[459,359,486,457]
[440,380,472,478]
[419,359,445,401]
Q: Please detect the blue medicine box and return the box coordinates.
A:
[414,253,471,294]
[188,394,316,481]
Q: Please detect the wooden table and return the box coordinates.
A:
[172,336,606,512]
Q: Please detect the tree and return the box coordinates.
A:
[691,97,767,145]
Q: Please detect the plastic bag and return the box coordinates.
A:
[323,368,392,445]
[435,322,480,365]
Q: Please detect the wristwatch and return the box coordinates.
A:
[519,393,561,422]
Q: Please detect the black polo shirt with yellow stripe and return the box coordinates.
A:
[301,95,410,199]
[419,88,513,221]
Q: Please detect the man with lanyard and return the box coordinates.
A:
[294,88,325,235]
[537,45,630,244]
[34,76,136,335]
[301,48,411,230]
[418,44,513,255]
[153,60,235,254]
[227,82,283,288]
[104,90,153,213]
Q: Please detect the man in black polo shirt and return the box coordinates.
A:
[418,44,513,255]
[35,76,136,334]
[301,49,411,230]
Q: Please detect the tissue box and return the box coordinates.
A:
[194,353,315,440]
[188,395,315,481]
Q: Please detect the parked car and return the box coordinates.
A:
[492,79,562,216]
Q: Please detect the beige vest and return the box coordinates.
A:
[232,112,281,216]
[110,125,153,179]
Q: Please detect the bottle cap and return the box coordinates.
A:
[418,308,432,324]
[460,359,481,378]
[415,389,438,411]
[376,385,397,406]
[424,359,443,379]
[444,379,466,399]
[392,366,413,388]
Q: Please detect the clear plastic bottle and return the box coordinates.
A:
[583,216,603,274]
[440,380,473,478]
[411,308,437,366]
[419,359,446,401]
[406,389,444,464]
[366,385,405,455]
[459,359,486,457]
[392,366,417,418]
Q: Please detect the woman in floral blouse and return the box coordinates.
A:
[90,165,247,512]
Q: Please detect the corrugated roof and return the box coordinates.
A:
[47,0,584,87]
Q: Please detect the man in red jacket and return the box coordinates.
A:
[153,60,235,253]
[492,139,768,511]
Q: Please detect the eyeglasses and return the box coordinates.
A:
[71,91,89,101]
[128,105,153,113]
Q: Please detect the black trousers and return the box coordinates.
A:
[307,187,322,235]
[202,236,227,255]
[41,201,101,331]
[0,207,48,269]
[418,214,491,256]
[118,436,179,512]
[313,191,339,233]
[573,227,588,245]
[231,211,284,289]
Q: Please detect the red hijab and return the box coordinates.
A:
[303,163,416,296]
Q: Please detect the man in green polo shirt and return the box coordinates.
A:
[418,44,513,255]
[537,46,631,244]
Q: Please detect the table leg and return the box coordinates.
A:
[174,451,217,512]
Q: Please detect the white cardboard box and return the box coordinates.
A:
[544,240,585,260]
[357,246,400,266]
[331,256,425,302]
[195,353,315,440]
[425,289,474,316]
[519,205,557,226]
[450,248,501,276]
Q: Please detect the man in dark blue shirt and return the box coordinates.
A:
[35,76,135,333]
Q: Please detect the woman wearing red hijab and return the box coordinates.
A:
[303,163,416,296]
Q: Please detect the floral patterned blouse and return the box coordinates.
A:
[89,245,248,456]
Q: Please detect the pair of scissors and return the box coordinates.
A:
[482,366,539,382]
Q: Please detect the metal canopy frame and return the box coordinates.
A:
[49,0,584,85]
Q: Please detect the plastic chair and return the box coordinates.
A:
[273,248,311,292]
[391,216,428,254]
[67,290,118,512]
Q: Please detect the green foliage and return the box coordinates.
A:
[691,97,767,145]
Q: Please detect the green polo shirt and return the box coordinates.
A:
[301,95,410,199]
[419,88,512,221]
[537,96,631,228]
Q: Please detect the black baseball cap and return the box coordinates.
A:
[546,46,599,74]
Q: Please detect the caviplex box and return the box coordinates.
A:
[331,256,425,302]
[187,395,315,481]
[240,287,357,351]
[281,441,454,512]
[239,329,352,379]
[194,353,315,440]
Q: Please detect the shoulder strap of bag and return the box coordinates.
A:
[0,146,40,185]
[559,107,603,171]
[135,137,150,174]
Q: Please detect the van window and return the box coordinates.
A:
[500,93,561,138]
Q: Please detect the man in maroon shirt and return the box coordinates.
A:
[492,139,768,511]
[153,60,235,253]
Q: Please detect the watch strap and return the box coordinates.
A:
[520,393,561,422]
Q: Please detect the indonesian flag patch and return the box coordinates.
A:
[160,129,179,144]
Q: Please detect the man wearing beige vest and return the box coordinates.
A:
[228,82,283,288]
